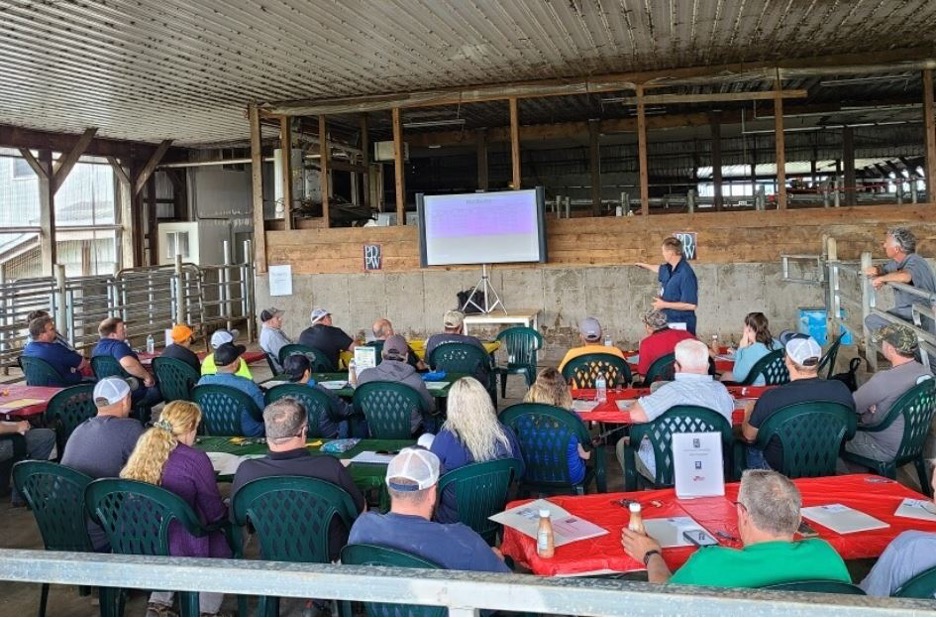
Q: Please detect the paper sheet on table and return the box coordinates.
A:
[261,380,289,389]
[643,516,710,548]
[489,498,608,547]
[0,398,44,411]
[716,353,735,361]
[801,503,890,534]
[206,452,264,476]
[572,400,599,413]
[318,380,348,390]
[894,498,936,522]
[424,382,449,391]
[347,451,395,465]
[615,399,636,411]
[626,355,640,365]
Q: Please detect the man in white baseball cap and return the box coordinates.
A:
[201,328,252,379]
[298,307,357,371]
[347,448,510,573]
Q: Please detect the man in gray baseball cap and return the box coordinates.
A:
[357,335,436,434]
[558,316,627,376]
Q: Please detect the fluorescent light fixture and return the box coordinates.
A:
[402,119,466,129]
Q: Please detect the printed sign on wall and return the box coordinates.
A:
[364,244,382,270]
[674,232,697,260]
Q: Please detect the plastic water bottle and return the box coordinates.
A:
[595,375,607,403]
[146,333,155,354]
[348,360,357,388]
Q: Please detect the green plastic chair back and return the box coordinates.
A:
[762,580,866,594]
[429,342,496,402]
[818,332,846,380]
[340,544,445,617]
[152,356,200,403]
[279,343,335,373]
[191,384,263,436]
[264,383,334,439]
[437,458,519,545]
[622,405,733,491]
[500,402,606,495]
[494,327,543,397]
[643,353,676,385]
[738,348,789,386]
[842,377,936,495]
[44,383,96,455]
[754,401,856,478]
[91,355,131,381]
[561,352,632,389]
[369,340,386,365]
[231,476,360,617]
[12,461,94,616]
[19,355,70,387]
[894,565,936,599]
[352,381,426,439]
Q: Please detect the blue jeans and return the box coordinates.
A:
[745,446,772,470]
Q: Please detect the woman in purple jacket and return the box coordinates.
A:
[121,400,231,617]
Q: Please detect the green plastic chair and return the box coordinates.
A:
[429,342,496,404]
[621,405,733,491]
[191,384,263,436]
[842,377,936,496]
[494,327,543,398]
[370,340,386,365]
[500,402,606,495]
[12,461,96,616]
[753,401,856,478]
[818,332,847,380]
[264,383,335,439]
[231,476,360,616]
[352,381,426,439]
[561,352,632,389]
[152,356,200,403]
[19,355,71,387]
[642,353,676,385]
[762,580,866,594]
[895,565,936,598]
[91,354,131,381]
[44,383,97,456]
[279,343,335,373]
[85,478,230,617]
[437,458,520,545]
[738,349,790,386]
[340,544,445,617]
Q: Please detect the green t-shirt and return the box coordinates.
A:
[669,539,851,588]
[200,353,253,380]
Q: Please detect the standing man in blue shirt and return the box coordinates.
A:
[636,236,699,335]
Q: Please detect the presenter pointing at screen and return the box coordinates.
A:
[635,236,699,335]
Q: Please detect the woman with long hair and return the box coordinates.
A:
[121,401,231,617]
[717,312,780,385]
[430,377,524,524]
[523,367,591,484]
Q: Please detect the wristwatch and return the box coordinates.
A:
[642,549,662,566]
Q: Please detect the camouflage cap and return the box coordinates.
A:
[872,323,919,356]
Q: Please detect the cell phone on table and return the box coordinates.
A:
[797,521,819,538]
[683,529,718,548]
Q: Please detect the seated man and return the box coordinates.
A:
[0,419,55,507]
[92,317,162,415]
[160,323,201,374]
[197,342,265,437]
[425,310,491,386]
[843,323,931,470]
[348,448,510,573]
[636,309,695,378]
[60,377,145,550]
[621,469,850,587]
[743,332,855,470]
[202,328,252,379]
[259,307,292,373]
[299,308,357,371]
[24,309,77,351]
[557,316,627,373]
[372,317,425,371]
[864,227,936,333]
[282,354,356,439]
[22,315,89,385]
[357,335,436,435]
[231,398,365,561]
[615,339,734,483]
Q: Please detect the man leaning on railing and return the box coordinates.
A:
[864,227,936,333]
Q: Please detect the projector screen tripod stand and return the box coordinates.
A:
[462,264,507,315]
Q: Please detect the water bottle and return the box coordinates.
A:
[348,360,357,388]
[595,374,607,403]
[146,333,155,354]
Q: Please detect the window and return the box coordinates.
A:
[12,157,33,179]
[165,231,190,260]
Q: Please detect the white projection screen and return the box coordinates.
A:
[417,187,548,267]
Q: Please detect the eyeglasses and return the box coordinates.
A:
[734,501,748,512]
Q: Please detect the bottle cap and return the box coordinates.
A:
[629,502,641,513]
[539,509,550,518]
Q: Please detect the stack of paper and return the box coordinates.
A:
[490,498,608,547]
[572,400,599,413]
[801,504,890,534]
[643,516,712,548]
[347,451,396,465]
[894,498,936,522]
[424,381,450,391]
[318,380,349,390]
[205,452,265,476]
[615,399,636,411]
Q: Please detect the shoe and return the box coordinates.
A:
[146,602,178,617]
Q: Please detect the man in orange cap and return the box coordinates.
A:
[160,324,200,373]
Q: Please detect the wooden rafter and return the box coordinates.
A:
[133,139,172,196]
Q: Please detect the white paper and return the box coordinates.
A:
[164,328,173,348]
[318,380,349,390]
[572,400,599,413]
[626,354,640,365]
[894,498,936,522]
[669,322,688,331]
[615,399,636,411]
[261,380,289,389]
[801,504,890,534]
[205,452,265,476]
[673,432,725,499]
[643,516,710,548]
[489,498,608,547]
[715,353,735,361]
[268,264,293,297]
[354,347,377,371]
[424,381,449,391]
[347,451,396,465]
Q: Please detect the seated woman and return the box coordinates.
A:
[431,377,524,524]
[121,401,231,617]
[522,368,591,485]
[717,312,781,385]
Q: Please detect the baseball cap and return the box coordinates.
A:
[170,324,193,344]
[260,307,284,322]
[443,310,465,329]
[386,448,440,492]
[382,334,408,360]
[779,330,821,366]
[642,309,668,330]
[310,308,330,325]
[872,323,919,356]
[214,342,246,366]
[93,377,131,406]
[283,354,311,381]
[210,328,239,349]
[579,317,602,342]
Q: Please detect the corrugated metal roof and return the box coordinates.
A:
[1,0,935,146]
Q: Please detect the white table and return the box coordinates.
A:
[462,309,540,336]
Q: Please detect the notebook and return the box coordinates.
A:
[800,504,889,534]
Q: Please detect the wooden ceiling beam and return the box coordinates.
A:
[133,139,173,196]
[52,128,97,194]
[0,124,164,159]
[609,89,807,106]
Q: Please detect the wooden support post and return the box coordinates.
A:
[248,103,267,274]
[589,119,601,215]
[130,162,145,267]
[509,97,521,190]
[280,117,293,230]
[924,69,936,203]
[636,85,650,216]
[774,74,787,210]
[146,176,158,266]
[20,148,55,273]
[360,114,370,208]
[750,136,759,195]
[477,128,489,191]
[107,156,134,270]
[166,169,187,220]
[710,112,723,212]
[391,108,405,224]
[843,126,856,206]
[52,128,97,194]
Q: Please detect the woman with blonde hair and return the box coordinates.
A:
[523,367,591,484]
[430,377,524,523]
[121,401,231,617]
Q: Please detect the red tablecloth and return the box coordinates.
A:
[571,385,770,425]
[0,385,63,419]
[500,474,936,577]
[625,348,735,376]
